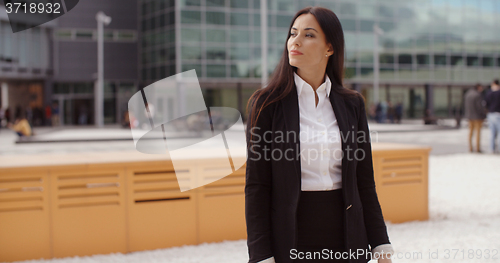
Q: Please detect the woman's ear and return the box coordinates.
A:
[328,44,334,56]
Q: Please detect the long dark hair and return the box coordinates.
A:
[246,6,360,143]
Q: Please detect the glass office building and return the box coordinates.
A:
[140,0,500,119]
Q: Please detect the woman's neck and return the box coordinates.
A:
[296,68,325,92]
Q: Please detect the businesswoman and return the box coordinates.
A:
[245,7,393,263]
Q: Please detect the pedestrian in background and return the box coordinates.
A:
[485,79,500,154]
[464,83,486,153]
[7,111,32,138]
[52,102,60,126]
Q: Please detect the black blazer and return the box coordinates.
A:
[245,82,391,263]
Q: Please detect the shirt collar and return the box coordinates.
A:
[294,72,331,97]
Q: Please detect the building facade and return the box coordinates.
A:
[0,0,138,126]
[2,0,500,126]
[140,0,500,120]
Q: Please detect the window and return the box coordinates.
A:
[231,13,249,26]
[182,28,202,42]
[482,57,493,67]
[434,55,446,66]
[182,11,201,24]
[206,11,225,25]
[206,29,226,43]
[181,45,202,60]
[230,0,248,9]
[466,56,479,67]
[276,15,292,28]
[207,0,225,7]
[450,55,463,66]
[207,46,227,60]
[417,54,430,65]
[398,54,412,65]
[230,30,250,43]
[207,64,226,77]
[230,47,250,60]
[340,19,356,31]
[75,30,93,40]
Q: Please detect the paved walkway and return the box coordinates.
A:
[0,118,496,156]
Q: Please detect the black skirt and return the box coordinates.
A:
[293,189,348,262]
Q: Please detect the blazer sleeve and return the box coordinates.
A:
[245,98,274,263]
[355,95,391,249]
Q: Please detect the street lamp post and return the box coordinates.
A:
[95,11,111,127]
[373,24,384,105]
[260,0,268,88]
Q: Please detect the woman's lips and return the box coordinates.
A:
[290,50,303,55]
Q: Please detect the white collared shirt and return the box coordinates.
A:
[294,72,343,191]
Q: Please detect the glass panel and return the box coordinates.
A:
[482,57,493,67]
[276,14,292,28]
[74,83,93,94]
[53,83,71,94]
[230,62,250,78]
[182,11,201,24]
[206,28,226,42]
[398,54,412,65]
[184,0,201,6]
[206,46,227,60]
[340,2,356,15]
[450,55,463,66]
[340,18,356,31]
[230,30,251,43]
[416,54,430,65]
[277,0,296,11]
[380,53,394,64]
[75,30,93,39]
[230,47,250,60]
[231,13,249,26]
[182,45,202,60]
[359,20,374,33]
[206,11,226,25]
[253,14,260,27]
[359,4,376,18]
[207,64,226,77]
[207,0,225,7]
[378,4,394,17]
[181,28,201,42]
[466,56,479,66]
[56,29,72,39]
[434,54,447,65]
[253,30,261,44]
[230,0,248,8]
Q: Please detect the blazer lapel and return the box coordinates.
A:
[328,84,351,187]
[282,82,351,185]
[281,86,301,182]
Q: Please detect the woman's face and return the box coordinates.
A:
[287,13,333,72]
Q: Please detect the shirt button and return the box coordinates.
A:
[323,150,328,155]
[321,131,325,135]
[318,118,322,122]
[322,171,327,175]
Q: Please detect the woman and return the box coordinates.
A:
[245,7,393,263]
